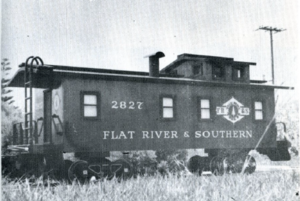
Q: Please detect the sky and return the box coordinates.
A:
[1,0,299,109]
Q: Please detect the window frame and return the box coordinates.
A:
[232,66,245,81]
[80,91,100,120]
[253,100,265,121]
[212,63,225,80]
[198,97,213,121]
[192,63,203,76]
[160,95,176,121]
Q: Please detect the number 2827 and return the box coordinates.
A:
[112,101,143,109]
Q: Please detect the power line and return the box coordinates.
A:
[257,26,286,84]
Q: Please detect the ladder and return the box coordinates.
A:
[24,56,43,145]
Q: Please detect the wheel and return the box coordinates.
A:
[68,160,89,183]
[110,159,133,180]
[227,151,251,173]
[209,156,218,175]
[230,154,245,173]
[88,158,111,180]
[187,155,204,176]
[63,160,73,181]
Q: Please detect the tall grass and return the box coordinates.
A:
[2,171,299,201]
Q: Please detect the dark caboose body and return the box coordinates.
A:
[6,52,292,180]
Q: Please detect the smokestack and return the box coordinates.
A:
[145,52,165,77]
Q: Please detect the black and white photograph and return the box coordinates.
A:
[1,0,299,200]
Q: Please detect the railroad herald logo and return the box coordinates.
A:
[216,97,250,124]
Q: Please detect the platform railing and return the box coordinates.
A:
[12,121,37,146]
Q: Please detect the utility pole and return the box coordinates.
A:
[257,26,286,84]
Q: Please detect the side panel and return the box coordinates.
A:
[63,77,276,152]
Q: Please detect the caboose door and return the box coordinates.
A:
[43,89,52,143]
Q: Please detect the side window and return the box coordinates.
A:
[254,101,263,120]
[212,64,224,79]
[237,69,242,78]
[81,92,99,119]
[233,67,245,81]
[161,96,175,119]
[200,99,211,120]
[193,63,203,76]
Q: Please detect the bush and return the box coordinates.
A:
[121,151,157,176]
[1,102,22,147]
[276,99,299,157]
[155,149,188,174]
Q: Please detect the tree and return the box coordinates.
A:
[1,59,14,105]
[1,58,22,148]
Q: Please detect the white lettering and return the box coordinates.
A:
[111,101,144,110]
[103,131,110,139]
[202,131,210,138]
[103,130,253,140]
[154,131,163,138]
[171,131,178,138]
[220,131,225,138]
[226,131,232,138]
[119,131,127,139]
[184,131,189,137]
[128,131,135,139]
[142,131,149,139]
[195,131,201,138]
[111,131,118,139]
[246,131,252,138]
[212,131,218,138]
[142,131,181,139]
[164,131,170,138]
[239,130,245,138]
[233,131,238,138]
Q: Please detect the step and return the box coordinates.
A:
[7,145,30,152]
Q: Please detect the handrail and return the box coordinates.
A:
[276,121,292,147]
[276,122,286,133]
[52,114,64,136]
[12,115,63,147]
[12,121,37,145]
[24,56,44,145]
[37,117,44,137]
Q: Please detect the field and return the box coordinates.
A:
[2,169,299,201]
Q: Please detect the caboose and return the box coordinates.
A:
[5,52,293,180]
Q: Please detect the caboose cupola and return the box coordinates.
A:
[160,54,255,83]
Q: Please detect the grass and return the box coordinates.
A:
[2,170,299,201]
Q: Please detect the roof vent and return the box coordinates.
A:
[145,52,165,77]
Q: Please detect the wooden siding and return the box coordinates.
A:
[61,76,276,153]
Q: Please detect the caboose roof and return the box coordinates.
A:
[8,63,293,90]
[160,54,256,73]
